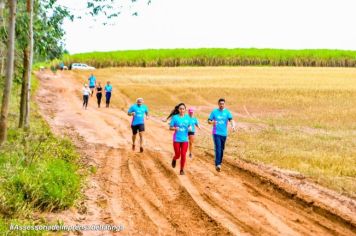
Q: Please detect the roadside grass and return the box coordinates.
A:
[68,66,356,196]
[0,77,82,234]
[62,48,356,68]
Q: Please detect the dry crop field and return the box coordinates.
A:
[72,66,356,196]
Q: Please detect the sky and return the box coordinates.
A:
[59,0,356,54]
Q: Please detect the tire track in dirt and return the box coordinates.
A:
[190,152,352,236]
[35,71,356,235]
[131,151,236,235]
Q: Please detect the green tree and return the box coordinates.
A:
[0,0,5,77]
[34,0,72,61]
[19,0,71,128]
[0,0,17,145]
[18,0,33,128]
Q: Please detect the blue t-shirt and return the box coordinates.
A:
[208,108,233,136]
[105,85,112,92]
[88,75,96,87]
[128,104,149,126]
[189,117,199,132]
[170,114,191,142]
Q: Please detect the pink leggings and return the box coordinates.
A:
[173,142,189,170]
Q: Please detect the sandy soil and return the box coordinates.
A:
[35,71,355,236]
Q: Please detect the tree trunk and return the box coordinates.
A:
[0,0,17,145]
[0,0,5,77]
[24,0,33,129]
[19,49,28,128]
[0,57,4,77]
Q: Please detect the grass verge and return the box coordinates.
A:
[0,76,82,234]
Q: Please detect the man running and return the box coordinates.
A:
[105,81,112,108]
[208,98,236,172]
[88,73,96,96]
[128,98,149,152]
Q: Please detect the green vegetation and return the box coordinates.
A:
[63,48,356,68]
[0,77,82,233]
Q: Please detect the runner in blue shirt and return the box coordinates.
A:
[208,98,236,172]
[169,103,192,175]
[88,74,96,96]
[188,108,201,158]
[128,98,149,152]
[104,81,113,108]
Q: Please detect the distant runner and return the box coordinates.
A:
[188,108,201,158]
[88,73,96,96]
[208,98,236,172]
[128,98,149,153]
[96,82,103,108]
[105,81,113,108]
[82,84,91,109]
[169,103,192,175]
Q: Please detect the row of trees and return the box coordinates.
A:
[0,0,150,145]
[0,0,18,145]
[0,0,72,145]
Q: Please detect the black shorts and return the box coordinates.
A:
[131,124,145,135]
[188,131,195,136]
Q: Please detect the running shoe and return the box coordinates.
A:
[216,165,221,172]
[180,170,185,175]
[171,159,176,168]
[140,147,144,153]
[132,144,135,151]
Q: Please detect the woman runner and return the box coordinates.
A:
[188,108,201,158]
[169,103,192,175]
[82,84,91,109]
[96,82,103,108]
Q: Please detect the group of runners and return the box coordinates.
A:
[82,73,236,175]
[127,98,236,175]
[82,74,113,109]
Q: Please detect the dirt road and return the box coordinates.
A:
[35,71,355,236]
